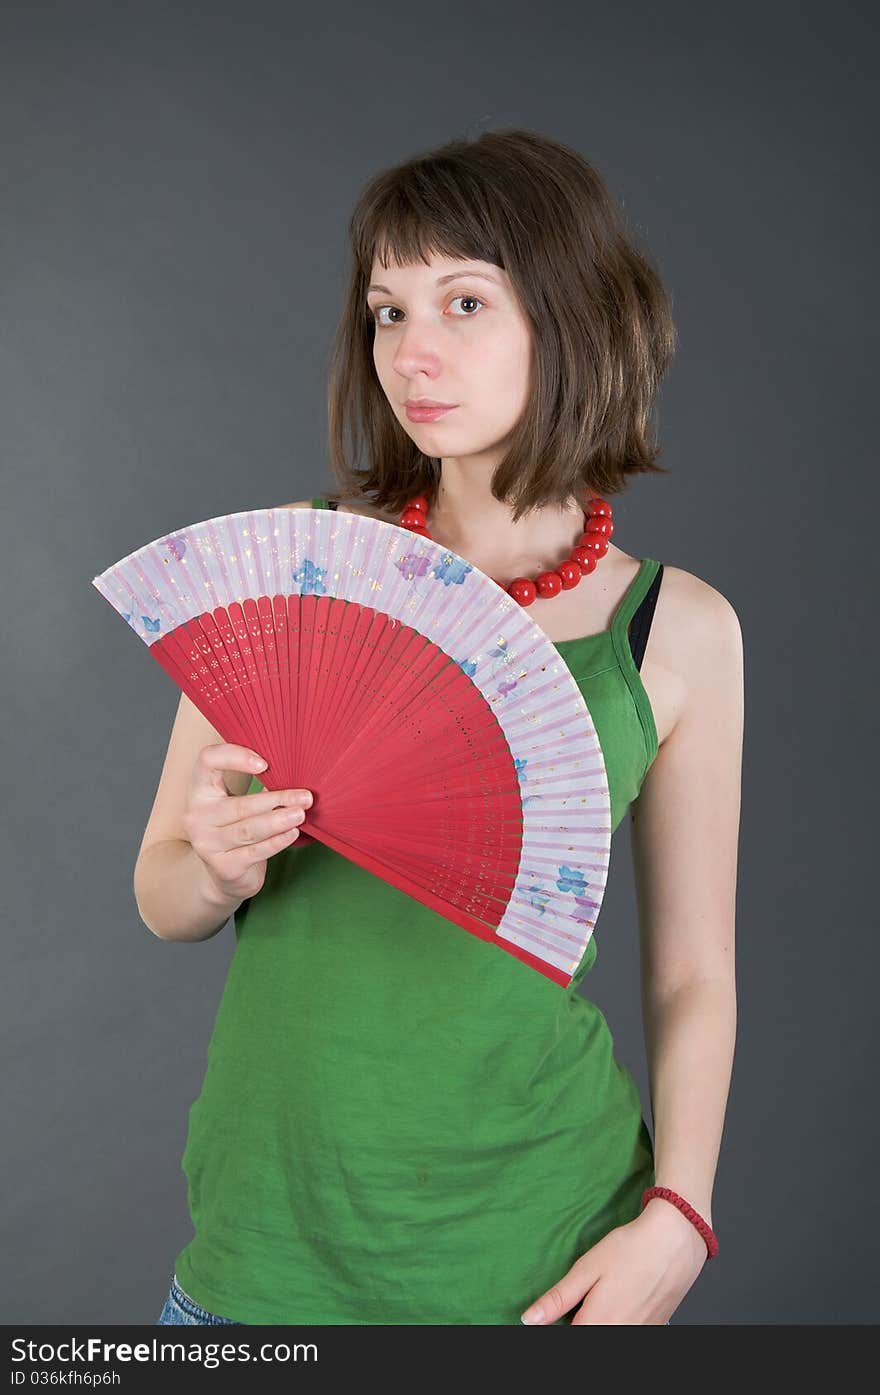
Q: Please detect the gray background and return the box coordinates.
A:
[2,0,876,1325]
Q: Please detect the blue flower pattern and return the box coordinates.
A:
[431,550,473,589]
[292,557,328,595]
[121,595,162,634]
[557,863,602,923]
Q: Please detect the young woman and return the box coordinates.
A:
[141,128,742,1326]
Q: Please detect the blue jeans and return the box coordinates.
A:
[157,1273,243,1325]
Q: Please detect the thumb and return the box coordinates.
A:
[520,1259,593,1325]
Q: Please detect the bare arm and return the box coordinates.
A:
[631,577,744,1229]
[134,840,245,942]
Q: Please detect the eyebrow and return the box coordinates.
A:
[367,268,502,294]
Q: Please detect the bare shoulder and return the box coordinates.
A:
[654,560,741,638]
[660,563,742,661]
[650,562,744,740]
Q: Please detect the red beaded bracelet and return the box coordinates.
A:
[640,1186,719,1259]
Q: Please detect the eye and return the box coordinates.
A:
[367,294,485,328]
[448,295,484,318]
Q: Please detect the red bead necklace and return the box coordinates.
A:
[398,494,615,607]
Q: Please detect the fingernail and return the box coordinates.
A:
[252,756,267,770]
[299,791,313,806]
[520,1305,544,1323]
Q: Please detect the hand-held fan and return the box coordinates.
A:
[92,506,611,988]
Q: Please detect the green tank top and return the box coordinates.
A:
[174,496,661,1325]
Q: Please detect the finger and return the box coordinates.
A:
[520,1262,594,1325]
[229,805,307,847]
[197,744,268,790]
[221,811,306,855]
[211,788,313,828]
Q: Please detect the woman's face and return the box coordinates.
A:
[366,252,533,461]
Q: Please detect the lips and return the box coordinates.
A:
[405,403,457,422]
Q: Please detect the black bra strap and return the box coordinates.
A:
[628,564,663,672]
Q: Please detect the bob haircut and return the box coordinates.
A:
[325,128,677,523]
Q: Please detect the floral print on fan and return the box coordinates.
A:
[557,864,602,918]
[163,535,188,562]
[394,549,433,582]
[520,864,598,925]
[429,551,473,588]
[292,558,328,594]
[121,594,183,635]
[120,536,191,632]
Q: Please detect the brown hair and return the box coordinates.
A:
[325,128,677,523]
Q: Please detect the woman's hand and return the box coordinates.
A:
[183,743,314,902]
[520,1199,709,1326]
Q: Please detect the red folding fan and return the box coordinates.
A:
[92,505,611,987]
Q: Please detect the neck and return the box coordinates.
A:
[424,458,586,576]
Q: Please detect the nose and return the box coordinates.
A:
[388,317,445,381]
